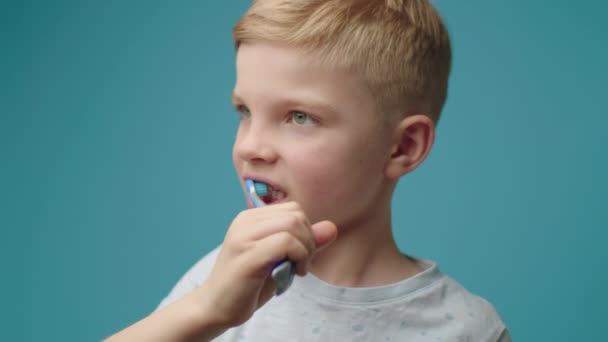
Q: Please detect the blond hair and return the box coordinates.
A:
[233,0,451,122]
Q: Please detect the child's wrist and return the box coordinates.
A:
[187,284,233,338]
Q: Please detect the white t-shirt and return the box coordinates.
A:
[159,247,510,341]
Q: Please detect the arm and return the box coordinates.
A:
[106,202,337,342]
[105,288,228,342]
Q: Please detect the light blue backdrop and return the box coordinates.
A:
[2,1,606,340]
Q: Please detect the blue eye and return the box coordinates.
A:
[291,111,315,125]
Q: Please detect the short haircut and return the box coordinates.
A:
[233,0,452,122]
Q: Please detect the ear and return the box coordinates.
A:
[384,114,435,180]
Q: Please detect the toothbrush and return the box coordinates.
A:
[245,179,296,295]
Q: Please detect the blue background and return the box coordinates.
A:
[2,1,606,340]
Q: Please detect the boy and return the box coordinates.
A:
[108,0,510,340]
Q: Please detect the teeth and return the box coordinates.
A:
[271,189,286,201]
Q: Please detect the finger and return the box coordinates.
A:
[294,220,337,276]
[242,201,308,218]
[311,220,338,250]
[251,231,311,270]
[233,202,311,233]
[257,277,276,308]
[295,260,308,277]
[238,213,316,256]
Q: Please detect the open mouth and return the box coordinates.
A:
[254,181,287,205]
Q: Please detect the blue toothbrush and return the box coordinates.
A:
[245,179,296,295]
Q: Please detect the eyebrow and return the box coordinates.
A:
[231,90,339,116]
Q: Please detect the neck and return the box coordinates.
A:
[309,194,421,287]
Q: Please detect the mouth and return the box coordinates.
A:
[248,178,287,205]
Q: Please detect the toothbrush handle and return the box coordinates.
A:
[245,179,296,295]
[271,259,295,295]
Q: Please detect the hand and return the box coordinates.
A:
[193,201,337,328]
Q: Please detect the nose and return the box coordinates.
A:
[234,121,278,164]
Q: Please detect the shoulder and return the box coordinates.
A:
[156,245,222,309]
[387,258,509,341]
[433,273,510,341]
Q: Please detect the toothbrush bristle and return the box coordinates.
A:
[254,181,269,196]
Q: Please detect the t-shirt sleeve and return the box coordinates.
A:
[156,246,222,310]
[496,328,512,342]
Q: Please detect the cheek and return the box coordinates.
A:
[289,142,383,219]
[232,144,240,170]
[232,133,243,173]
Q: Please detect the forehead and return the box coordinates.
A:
[234,43,377,115]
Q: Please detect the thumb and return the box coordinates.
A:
[310,220,338,251]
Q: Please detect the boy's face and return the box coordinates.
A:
[232,43,395,229]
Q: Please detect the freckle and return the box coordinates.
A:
[312,327,320,334]
[445,313,454,320]
[352,323,365,332]
[421,331,427,336]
